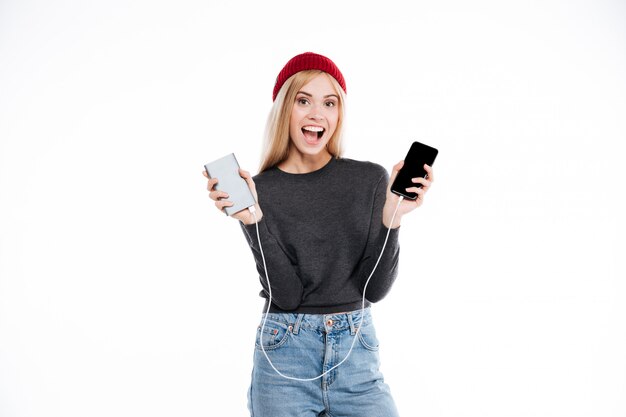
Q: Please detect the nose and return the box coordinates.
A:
[307,106,324,121]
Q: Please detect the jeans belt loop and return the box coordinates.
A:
[292,313,304,335]
[347,312,356,335]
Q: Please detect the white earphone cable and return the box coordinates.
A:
[249,195,404,381]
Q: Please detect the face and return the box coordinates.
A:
[288,73,340,159]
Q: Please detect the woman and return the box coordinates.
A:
[204,52,434,417]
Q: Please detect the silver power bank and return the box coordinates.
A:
[204,153,256,216]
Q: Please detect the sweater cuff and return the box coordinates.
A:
[383,223,400,237]
[240,217,270,248]
[379,223,400,248]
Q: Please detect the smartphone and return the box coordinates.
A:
[390,141,438,200]
[204,153,256,216]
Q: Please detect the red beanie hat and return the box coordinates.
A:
[272,52,347,101]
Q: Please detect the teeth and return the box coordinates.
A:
[302,126,324,132]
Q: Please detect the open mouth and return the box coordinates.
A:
[302,126,325,142]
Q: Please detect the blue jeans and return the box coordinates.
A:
[248,308,399,417]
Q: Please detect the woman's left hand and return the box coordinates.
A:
[382,161,434,228]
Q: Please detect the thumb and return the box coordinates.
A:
[239,168,258,197]
[388,160,404,188]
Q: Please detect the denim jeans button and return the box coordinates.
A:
[326,319,333,326]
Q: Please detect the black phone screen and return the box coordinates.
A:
[390,141,439,200]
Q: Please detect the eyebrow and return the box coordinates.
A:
[297,91,339,99]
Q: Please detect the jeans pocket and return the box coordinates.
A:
[255,319,291,351]
[357,323,380,351]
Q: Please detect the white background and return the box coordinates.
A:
[1,1,625,416]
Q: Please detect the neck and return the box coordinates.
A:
[278,150,333,174]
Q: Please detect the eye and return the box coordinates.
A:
[325,100,337,107]
[297,97,310,105]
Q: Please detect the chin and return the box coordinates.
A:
[305,142,330,153]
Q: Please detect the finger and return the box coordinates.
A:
[215,200,234,211]
[411,177,432,188]
[424,164,434,182]
[206,177,218,191]
[202,170,209,178]
[405,188,426,205]
[209,190,229,201]
[239,168,258,196]
[388,160,404,189]
[239,169,254,187]
[405,187,426,196]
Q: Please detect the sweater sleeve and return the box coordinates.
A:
[357,171,400,303]
[240,218,304,311]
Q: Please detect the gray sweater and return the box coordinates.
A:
[240,157,400,314]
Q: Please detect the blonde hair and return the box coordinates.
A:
[259,70,346,173]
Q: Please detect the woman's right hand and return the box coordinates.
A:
[203,168,263,225]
